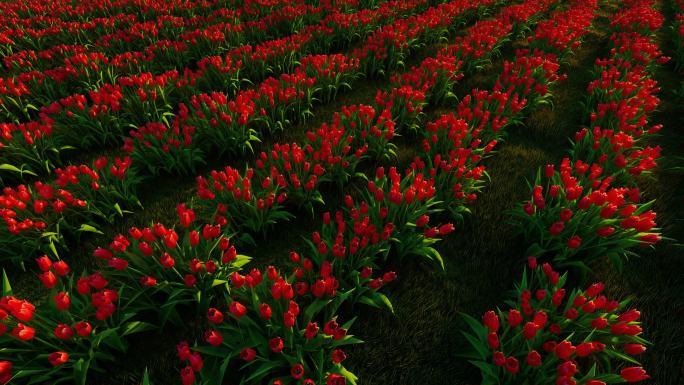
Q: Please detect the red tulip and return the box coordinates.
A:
[54,292,70,310]
[240,347,256,361]
[483,310,499,332]
[554,341,575,360]
[523,322,538,340]
[505,356,519,374]
[624,344,647,355]
[508,309,522,327]
[38,271,57,289]
[487,332,499,349]
[332,349,347,364]
[269,337,284,353]
[54,324,73,340]
[526,350,541,367]
[291,364,305,380]
[180,366,195,385]
[0,361,12,384]
[493,351,505,366]
[73,321,92,336]
[48,351,69,366]
[620,367,650,382]
[11,323,35,340]
[204,329,223,346]
[229,301,247,318]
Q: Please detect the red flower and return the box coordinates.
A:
[624,344,646,355]
[54,324,73,340]
[240,347,256,361]
[73,321,92,336]
[575,342,594,357]
[305,322,319,339]
[483,310,499,332]
[523,322,538,340]
[0,361,11,384]
[36,255,52,271]
[596,226,615,237]
[284,311,296,328]
[207,308,224,324]
[140,276,157,286]
[549,221,565,236]
[93,247,113,260]
[54,292,70,310]
[204,329,223,346]
[48,351,69,366]
[620,367,649,382]
[487,332,499,349]
[229,301,247,318]
[52,261,70,276]
[184,274,197,287]
[567,235,582,249]
[38,271,58,289]
[618,309,641,323]
[493,351,505,366]
[11,323,35,340]
[332,349,347,364]
[269,337,284,353]
[507,309,522,327]
[326,373,346,385]
[180,366,195,385]
[554,341,575,360]
[526,350,541,367]
[505,356,519,374]
[291,364,305,380]
[259,303,272,320]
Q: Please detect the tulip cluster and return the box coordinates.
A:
[1,0,430,179]
[463,259,651,384]
[127,54,359,175]
[353,0,497,77]
[92,211,251,326]
[512,158,660,269]
[180,267,358,385]
[513,0,665,270]
[0,156,139,265]
[0,256,153,385]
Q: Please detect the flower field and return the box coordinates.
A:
[0,0,682,384]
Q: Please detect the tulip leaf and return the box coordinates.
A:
[2,270,11,296]
[77,224,104,234]
[122,321,156,336]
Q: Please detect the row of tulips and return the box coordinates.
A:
[123,0,499,175]
[0,0,327,52]
[0,1,365,122]
[186,0,560,240]
[0,156,140,265]
[464,1,663,384]
[0,0,436,179]
[0,0,244,20]
[511,0,666,271]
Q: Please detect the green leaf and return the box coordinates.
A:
[77,224,104,234]
[141,367,152,385]
[374,292,394,313]
[2,270,12,296]
[121,321,156,336]
[244,361,281,383]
